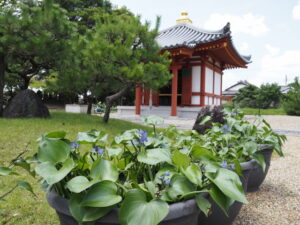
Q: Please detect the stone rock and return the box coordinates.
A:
[3,89,50,118]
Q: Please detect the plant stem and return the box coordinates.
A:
[0,185,18,200]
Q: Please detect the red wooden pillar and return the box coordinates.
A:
[200,62,206,106]
[171,67,178,116]
[135,83,142,115]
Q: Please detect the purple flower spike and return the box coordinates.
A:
[164,171,171,177]
[222,125,231,134]
[70,142,80,148]
[91,146,104,155]
[230,164,235,170]
[164,179,171,186]
[158,176,164,181]
[138,130,148,144]
[221,161,228,168]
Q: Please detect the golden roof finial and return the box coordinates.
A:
[176,12,192,24]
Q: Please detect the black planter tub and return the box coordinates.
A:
[247,145,274,192]
[47,191,206,225]
[197,160,254,225]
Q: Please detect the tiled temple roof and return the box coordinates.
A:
[156,22,251,64]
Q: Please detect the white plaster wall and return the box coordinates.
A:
[205,67,214,93]
[192,66,201,92]
[214,73,222,95]
[205,96,209,105]
[191,96,200,105]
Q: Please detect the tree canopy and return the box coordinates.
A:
[0,0,76,116]
[283,77,300,115]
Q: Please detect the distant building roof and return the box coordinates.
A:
[223,80,251,96]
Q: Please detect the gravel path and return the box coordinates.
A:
[233,136,300,225]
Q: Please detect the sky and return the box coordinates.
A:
[111,0,300,89]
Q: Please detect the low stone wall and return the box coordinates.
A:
[116,106,203,119]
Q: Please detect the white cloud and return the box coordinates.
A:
[238,42,249,52]
[293,2,300,20]
[203,13,269,37]
[258,50,300,84]
[265,44,280,56]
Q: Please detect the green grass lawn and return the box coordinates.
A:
[222,103,286,115]
[241,107,286,115]
[0,111,151,225]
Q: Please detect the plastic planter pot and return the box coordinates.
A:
[47,191,206,225]
[247,145,274,192]
[197,160,254,225]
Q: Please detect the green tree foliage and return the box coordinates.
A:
[56,14,171,122]
[283,77,300,115]
[0,0,76,116]
[234,83,282,109]
[255,83,282,109]
[233,84,259,108]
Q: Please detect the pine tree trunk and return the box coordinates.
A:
[0,53,5,117]
[103,84,132,123]
[87,97,92,115]
[21,77,30,90]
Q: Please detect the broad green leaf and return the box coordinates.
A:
[66,176,97,193]
[90,158,118,182]
[115,129,138,144]
[167,174,196,200]
[69,194,113,223]
[195,194,211,216]
[77,130,101,144]
[119,189,169,225]
[0,167,17,176]
[243,142,258,155]
[35,158,75,185]
[137,148,171,165]
[206,168,248,203]
[44,131,66,139]
[106,147,123,157]
[37,138,70,164]
[191,145,216,161]
[143,115,164,126]
[16,180,35,195]
[172,150,190,169]
[182,163,202,186]
[199,115,211,125]
[252,154,266,172]
[13,158,35,177]
[81,181,122,207]
[209,185,234,215]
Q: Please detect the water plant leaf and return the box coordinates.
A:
[81,181,122,207]
[44,131,67,139]
[114,129,138,144]
[66,176,97,193]
[90,158,118,182]
[16,180,35,195]
[206,168,248,204]
[199,115,211,125]
[143,115,164,126]
[69,194,113,223]
[209,185,234,215]
[0,167,18,176]
[37,138,70,164]
[119,189,169,225]
[195,194,211,216]
[172,150,190,169]
[106,146,123,157]
[35,158,75,185]
[137,148,171,165]
[77,130,101,144]
[167,174,196,200]
[252,154,266,172]
[182,163,202,186]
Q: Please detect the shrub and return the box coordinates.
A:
[283,77,300,116]
[193,106,226,134]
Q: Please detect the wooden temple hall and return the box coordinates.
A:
[119,12,251,118]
